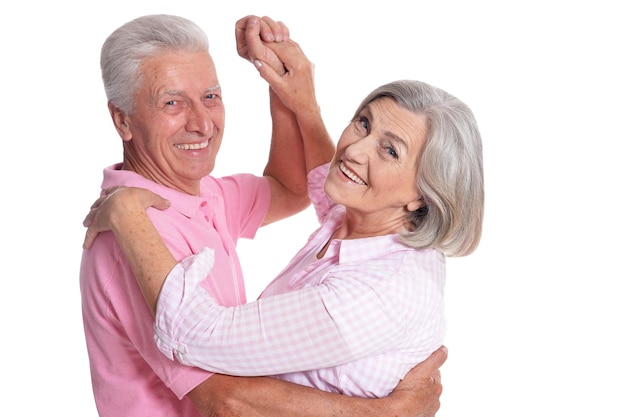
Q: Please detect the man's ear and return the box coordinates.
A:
[108,102,132,142]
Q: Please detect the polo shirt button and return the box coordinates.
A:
[200,201,208,207]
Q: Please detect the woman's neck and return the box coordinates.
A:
[316,215,405,259]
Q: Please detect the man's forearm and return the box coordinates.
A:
[264,87,308,187]
[294,103,335,173]
[188,347,447,417]
[188,374,404,417]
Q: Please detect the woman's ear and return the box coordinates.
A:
[406,197,423,213]
[108,102,133,142]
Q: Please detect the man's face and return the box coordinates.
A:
[119,50,225,195]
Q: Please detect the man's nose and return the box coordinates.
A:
[186,103,212,134]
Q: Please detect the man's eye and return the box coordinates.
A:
[165,100,176,106]
[204,94,223,106]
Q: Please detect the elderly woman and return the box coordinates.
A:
[84,45,483,398]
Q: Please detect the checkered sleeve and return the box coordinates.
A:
[153,248,412,376]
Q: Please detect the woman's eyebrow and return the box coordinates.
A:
[365,103,409,150]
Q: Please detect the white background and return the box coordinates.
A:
[1,0,624,415]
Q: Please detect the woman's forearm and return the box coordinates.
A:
[108,191,176,315]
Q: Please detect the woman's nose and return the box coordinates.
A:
[343,137,370,164]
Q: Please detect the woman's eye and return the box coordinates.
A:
[358,116,369,132]
[386,147,399,159]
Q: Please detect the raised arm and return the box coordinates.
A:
[236,15,310,225]
[237,16,336,224]
[255,39,336,174]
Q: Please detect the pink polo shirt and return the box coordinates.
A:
[80,164,270,417]
[153,163,447,398]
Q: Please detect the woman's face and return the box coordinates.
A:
[325,97,428,232]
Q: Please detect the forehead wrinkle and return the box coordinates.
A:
[384,131,409,151]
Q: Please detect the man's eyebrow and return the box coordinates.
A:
[160,84,221,97]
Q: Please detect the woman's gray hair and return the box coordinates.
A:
[354,80,484,257]
[100,14,209,113]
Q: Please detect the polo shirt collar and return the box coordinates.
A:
[101,163,214,219]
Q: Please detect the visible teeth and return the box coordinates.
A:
[339,162,366,185]
[175,140,209,150]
